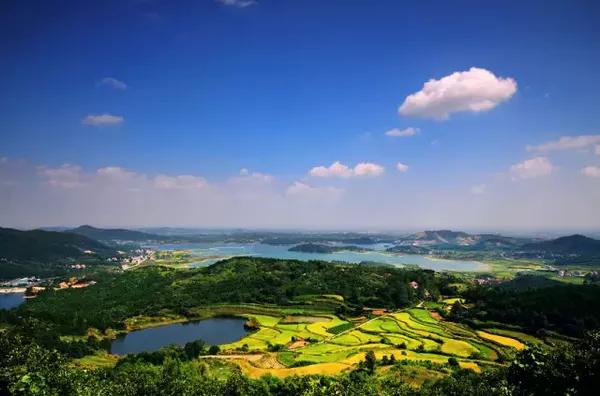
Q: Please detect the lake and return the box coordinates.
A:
[150,242,488,271]
[0,292,25,310]
[110,317,249,355]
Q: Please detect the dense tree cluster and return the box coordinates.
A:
[456,283,600,337]
[11,257,438,335]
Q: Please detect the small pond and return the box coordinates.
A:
[110,317,249,355]
[0,292,25,310]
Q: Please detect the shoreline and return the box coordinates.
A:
[0,287,27,294]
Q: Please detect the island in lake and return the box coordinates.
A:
[288,243,371,254]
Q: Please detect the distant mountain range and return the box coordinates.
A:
[2,225,599,280]
[520,234,600,255]
[69,225,161,242]
[396,230,530,249]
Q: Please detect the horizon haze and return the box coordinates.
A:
[2,0,600,231]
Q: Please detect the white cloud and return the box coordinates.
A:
[470,184,486,194]
[596,145,600,156]
[354,162,384,177]
[309,161,384,178]
[399,67,517,120]
[510,157,553,179]
[396,162,409,173]
[230,170,273,184]
[154,174,206,190]
[38,164,83,188]
[581,166,600,178]
[309,161,354,178]
[82,114,124,126]
[97,166,138,181]
[3,157,600,230]
[285,181,342,201]
[385,127,419,138]
[527,135,600,153]
[216,0,257,7]
[98,77,127,90]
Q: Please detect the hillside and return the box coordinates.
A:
[395,230,528,250]
[404,230,472,245]
[0,227,116,279]
[69,225,160,242]
[520,234,600,255]
[0,227,114,261]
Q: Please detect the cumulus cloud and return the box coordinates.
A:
[98,77,128,90]
[526,135,600,153]
[396,162,409,173]
[309,161,353,178]
[82,114,124,126]
[385,127,419,138]
[354,162,384,177]
[399,67,517,120]
[216,0,257,7]
[309,161,384,178]
[38,164,83,188]
[470,184,486,194]
[510,157,554,179]
[581,166,600,178]
[154,174,206,190]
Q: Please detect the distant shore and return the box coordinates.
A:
[0,287,26,293]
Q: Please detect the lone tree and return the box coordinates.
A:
[448,357,459,367]
[364,350,377,374]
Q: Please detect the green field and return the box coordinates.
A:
[211,305,534,378]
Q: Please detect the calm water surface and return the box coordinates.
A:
[151,242,488,271]
[0,292,25,310]
[110,317,249,355]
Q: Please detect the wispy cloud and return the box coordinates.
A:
[526,135,600,153]
[470,184,486,194]
[510,157,553,179]
[396,162,409,173]
[37,164,83,188]
[154,175,206,190]
[216,0,257,7]
[82,114,124,126]
[581,166,600,178]
[385,127,419,138]
[98,77,128,90]
[399,67,517,120]
[285,181,342,201]
[309,161,384,178]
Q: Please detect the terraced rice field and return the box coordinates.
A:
[220,306,533,378]
[476,330,526,350]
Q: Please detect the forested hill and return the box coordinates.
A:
[69,225,160,242]
[0,227,114,261]
[520,234,600,255]
[17,257,438,333]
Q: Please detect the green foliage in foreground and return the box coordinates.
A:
[11,257,438,335]
[1,331,599,395]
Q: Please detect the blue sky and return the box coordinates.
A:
[1,0,600,230]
